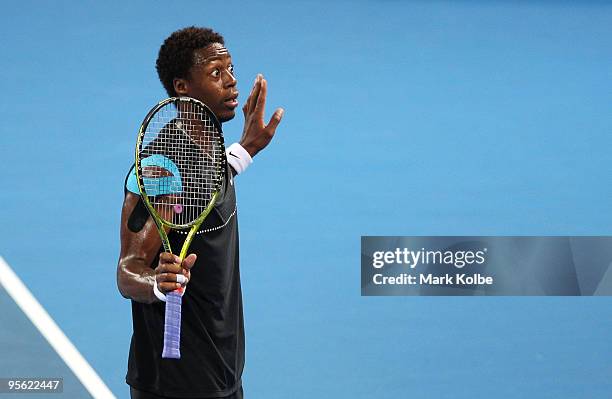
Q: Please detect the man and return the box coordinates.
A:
[117,26,283,399]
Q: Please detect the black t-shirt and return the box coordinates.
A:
[124,163,244,398]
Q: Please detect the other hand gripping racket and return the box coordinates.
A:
[135,97,226,359]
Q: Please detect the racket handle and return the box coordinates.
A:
[162,291,182,359]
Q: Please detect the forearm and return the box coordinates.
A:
[117,255,158,304]
[118,193,165,303]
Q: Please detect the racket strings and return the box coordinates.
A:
[139,99,224,226]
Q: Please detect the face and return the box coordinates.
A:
[174,43,238,123]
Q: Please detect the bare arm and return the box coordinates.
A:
[116,192,196,303]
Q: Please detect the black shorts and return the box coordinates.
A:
[130,386,244,399]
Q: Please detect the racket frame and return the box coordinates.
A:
[134,97,226,359]
[135,96,226,257]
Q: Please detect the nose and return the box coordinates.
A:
[223,69,237,88]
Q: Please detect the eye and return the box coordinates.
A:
[228,64,235,74]
[211,68,220,78]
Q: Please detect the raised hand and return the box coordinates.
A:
[239,74,284,157]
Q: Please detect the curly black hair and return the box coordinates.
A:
[156,26,225,97]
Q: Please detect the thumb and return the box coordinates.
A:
[181,253,198,270]
[266,108,284,133]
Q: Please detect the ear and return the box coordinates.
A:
[173,78,189,96]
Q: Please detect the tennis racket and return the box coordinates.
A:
[135,97,226,359]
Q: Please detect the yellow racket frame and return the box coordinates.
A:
[135,97,225,259]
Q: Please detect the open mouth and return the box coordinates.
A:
[224,93,239,108]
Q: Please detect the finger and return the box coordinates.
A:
[181,254,197,271]
[158,282,182,293]
[265,107,284,133]
[157,262,183,275]
[159,252,180,264]
[247,75,257,108]
[156,273,184,283]
[175,274,187,285]
[243,82,253,117]
[254,78,267,118]
[249,74,263,114]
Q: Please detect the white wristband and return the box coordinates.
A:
[153,281,167,302]
[152,278,187,302]
[226,143,253,175]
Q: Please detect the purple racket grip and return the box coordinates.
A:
[162,291,182,359]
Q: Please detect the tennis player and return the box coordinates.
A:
[117,26,283,399]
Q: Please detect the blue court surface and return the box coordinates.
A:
[1,1,611,398]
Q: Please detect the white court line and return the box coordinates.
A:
[0,256,116,399]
